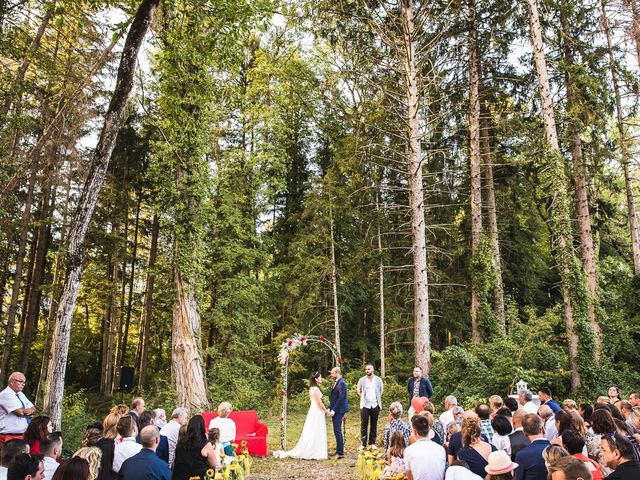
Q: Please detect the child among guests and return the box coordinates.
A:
[208,428,224,466]
[382,431,407,477]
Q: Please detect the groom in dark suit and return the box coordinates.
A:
[329,366,348,458]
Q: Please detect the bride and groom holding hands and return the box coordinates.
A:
[273,366,349,460]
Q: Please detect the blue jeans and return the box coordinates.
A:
[332,413,345,455]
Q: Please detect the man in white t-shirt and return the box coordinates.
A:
[404,414,446,480]
[0,372,35,436]
[113,415,141,473]
[160,407,188,469]
[439,395,458,430]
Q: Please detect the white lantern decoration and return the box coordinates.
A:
[516,379,528,393]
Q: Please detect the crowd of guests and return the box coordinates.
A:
[0,371,240,480]
[377,383,640,480]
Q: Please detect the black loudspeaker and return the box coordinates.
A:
[118,366,135,392]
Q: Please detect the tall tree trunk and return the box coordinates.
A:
[43,0,161,429]
[113,188,130,390]
[100,246,118,396]
[120,194,141,368]
[402,0,431,370]
[329,209,341,357]
[376,193,385,377]
[138,214,159,389]
[627,0,640,66]
[468,0,483,342]
[0,230,15,327]
[172,266,209,412]
[561,14,602,362]
[600,0,640,275]
[0,168,36,384]
[526,0,586,392]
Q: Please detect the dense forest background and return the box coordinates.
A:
[1,0,640,425]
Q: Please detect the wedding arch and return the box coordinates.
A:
[277,333,341,449]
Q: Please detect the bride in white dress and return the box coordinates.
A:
[273,372,329,460]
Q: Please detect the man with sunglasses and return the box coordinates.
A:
[0,373,35,443]
[600,433,640,479]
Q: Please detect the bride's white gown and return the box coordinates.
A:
[273,386,328,460]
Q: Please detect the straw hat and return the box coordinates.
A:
[485,450,519,475]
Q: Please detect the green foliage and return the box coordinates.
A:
[61,391,94,457]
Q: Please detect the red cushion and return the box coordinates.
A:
[200,410,269,457]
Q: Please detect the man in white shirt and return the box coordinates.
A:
[404,414,445,480]
[356,363,384,448]
[518,390,538,414]
[160,407,188,469]
[538,405,557,441]
[0,438,29,480]
[40,433,62,480]
[113,415,141,473]
[439,395,458,430]
[0,372,35,437]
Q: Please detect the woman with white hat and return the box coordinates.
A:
[485,450,519,479]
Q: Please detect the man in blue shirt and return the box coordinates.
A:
[119,425,171,480]
[515,414,551,480]
[538,387,561,414]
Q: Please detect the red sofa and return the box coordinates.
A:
[201,410,268,457]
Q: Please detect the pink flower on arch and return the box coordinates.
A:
[338,357,343,363]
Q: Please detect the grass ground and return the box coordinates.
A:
[251,410,385,479]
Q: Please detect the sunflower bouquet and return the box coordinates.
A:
[356,445,406,480]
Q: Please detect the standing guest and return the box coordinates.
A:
[7,453,43,480]
[128,399,144,430]
[112,416,140,474]
[356,363,383,448]
[552,410,577,446]
[421,402,444,444]
[489,396,504,419]
[485,450,519,480]
[383,402,412,450]
[73,446,101,480]
[110,406,128,416]
[589,409,617,476]
[23,418,52,455]
[600,433,640,479]
[0,373,35,441]
[629,394,640,408]
[153,410,167,429]
[547,456,594,480]
[579,404,593,428]
[403,414,445,480]
[539,388,562,414]
[617,402,634,429]
[207,403,236,456]
[97,414,119,480]
[504,398,519,413]
[495,408,513,421]
[160,408,187,469]
[172,416,217,480]
[596,397,611,406]
[514,413,551,480]
[457,416,496,478]
[440,396,458,430]
[563,400,578,412]
[449,412,478,465]
[137,411,168,463]
[406,367,433,420]
[118,426,171,480]
[538,405,558,441]
[40,434,62,480]
[509,410,531,461]
[102,414,120,442]
[51,458,89,480]
[518,391,538,415]
[491,415,513,454]
[0,439,29,480]
[561,430,603,480]
[542,445,570,470]
[329,367,349,458]
[608,388,622,407]
[382,431,408,478]
[476,404,495,444]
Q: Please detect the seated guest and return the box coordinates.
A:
[73,446,101,480]
[449,412,479,464]
[491,415,513,454]
[0,440,29,480]
[207,428,223,466]
[539,388,562,414]
[383,431,408,478]
[485,450,519,480]
[207,403,236,456]
[40,434,63,480]
[440,396,458,431]
[0,373,35,441]
[446,459,482,480]
[137,411,168,463]
[23,417,52,455]
[476,404,494,443]
[118,426,171,480]
[423,401,445,444]
[561,430,603,480]
[51,457,89,480]
[547,456,594,480]
[7,453,43,480]
[112,416,140,474]
[514,413,551,480]
[159,408,187,469]
[382,402,412,450]
[509,410,531,461]
[457,416,496,478]
[172,416,217,480]
[403,414,445,480]
[600,432,640,479]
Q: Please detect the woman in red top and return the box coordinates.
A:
[561,429,605,480]
[23,415,53,454]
